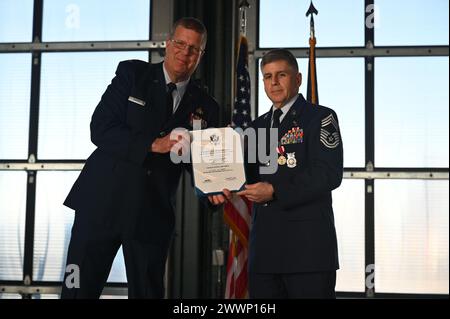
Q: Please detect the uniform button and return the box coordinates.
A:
[263,203,268,207]
[146,170,152,176]
[265,161,270,167]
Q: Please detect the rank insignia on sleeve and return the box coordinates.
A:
[320,114,340,149]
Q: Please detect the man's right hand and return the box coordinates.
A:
[208,189,232,205]
[151,134,178,154]
[151,129,190,154]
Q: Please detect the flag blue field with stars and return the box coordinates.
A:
[232,36,252,129]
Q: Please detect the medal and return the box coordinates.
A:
[278,155,287,165]
[287,152,297,168]
[276,146,286,166]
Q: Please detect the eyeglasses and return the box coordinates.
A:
[169,39,204,55]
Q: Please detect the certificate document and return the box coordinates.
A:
[190,127,246,196]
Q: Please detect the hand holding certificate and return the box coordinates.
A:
[190,127,246,196]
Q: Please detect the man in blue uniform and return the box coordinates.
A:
[61,17,219,298]
[210,49,343,298]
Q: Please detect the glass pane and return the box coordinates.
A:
[258,58,365,167]
[33,171,77,282]
[375,57,449,168]
[0,54,31,160]
[42,0,151,42]
[0,293,22,299]
[100,294,128,299]
[33,171,127,283]
[107,247,127,283]
[0,0,33,43]
[0,172,27,281]
[375,0,449,46]
[32,294,59,299]
[314,58,365,168]
[259,0,364,48]
[375,180,449,294]
[334,179,365,292]
[38,51,148,160]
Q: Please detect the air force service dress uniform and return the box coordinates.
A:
[62,60,219,298]
[246,94,343,298]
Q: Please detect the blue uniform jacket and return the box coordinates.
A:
[247,94,343,273]
[64,60,219,246]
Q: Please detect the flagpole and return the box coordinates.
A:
[309,37,317,104]
[306,1,319,105]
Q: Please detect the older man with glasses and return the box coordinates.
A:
[61,17,219,299]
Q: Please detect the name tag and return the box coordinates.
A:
[128,96,146,106]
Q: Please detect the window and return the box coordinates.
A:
[375,180,449,294]
[334,180,365,292]
[313,58,365,168]
[259,0,364,48]
[0,0,33,43]
[375,0,449,46]
[42,0,151,42]
[375,57,449,168]
[38,51,148,160]
[33,171,77,282]
[0,54,31,160]
[33,172,127,283]
[0,172,26,281]
[0,293,22,299]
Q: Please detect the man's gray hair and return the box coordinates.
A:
[260,49,299,73]
[170,17,207,48]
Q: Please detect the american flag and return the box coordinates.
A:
[224,196,252,299]
[231,36,252,128]
[224,35,252,299]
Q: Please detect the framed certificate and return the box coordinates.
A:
[190,127,246,196]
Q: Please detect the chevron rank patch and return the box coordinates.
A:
[320,114,340,149]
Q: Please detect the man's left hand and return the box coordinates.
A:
[208,189,232,206]
[237,182,274,203]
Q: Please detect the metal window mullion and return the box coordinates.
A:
[364,0,376,298]
[252,46,449,58]
[148,0,153,62]
[22,0,44,298]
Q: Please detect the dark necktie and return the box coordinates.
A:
[266,108,283,155]
[272,108,283,128]
[166,82,177,121]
